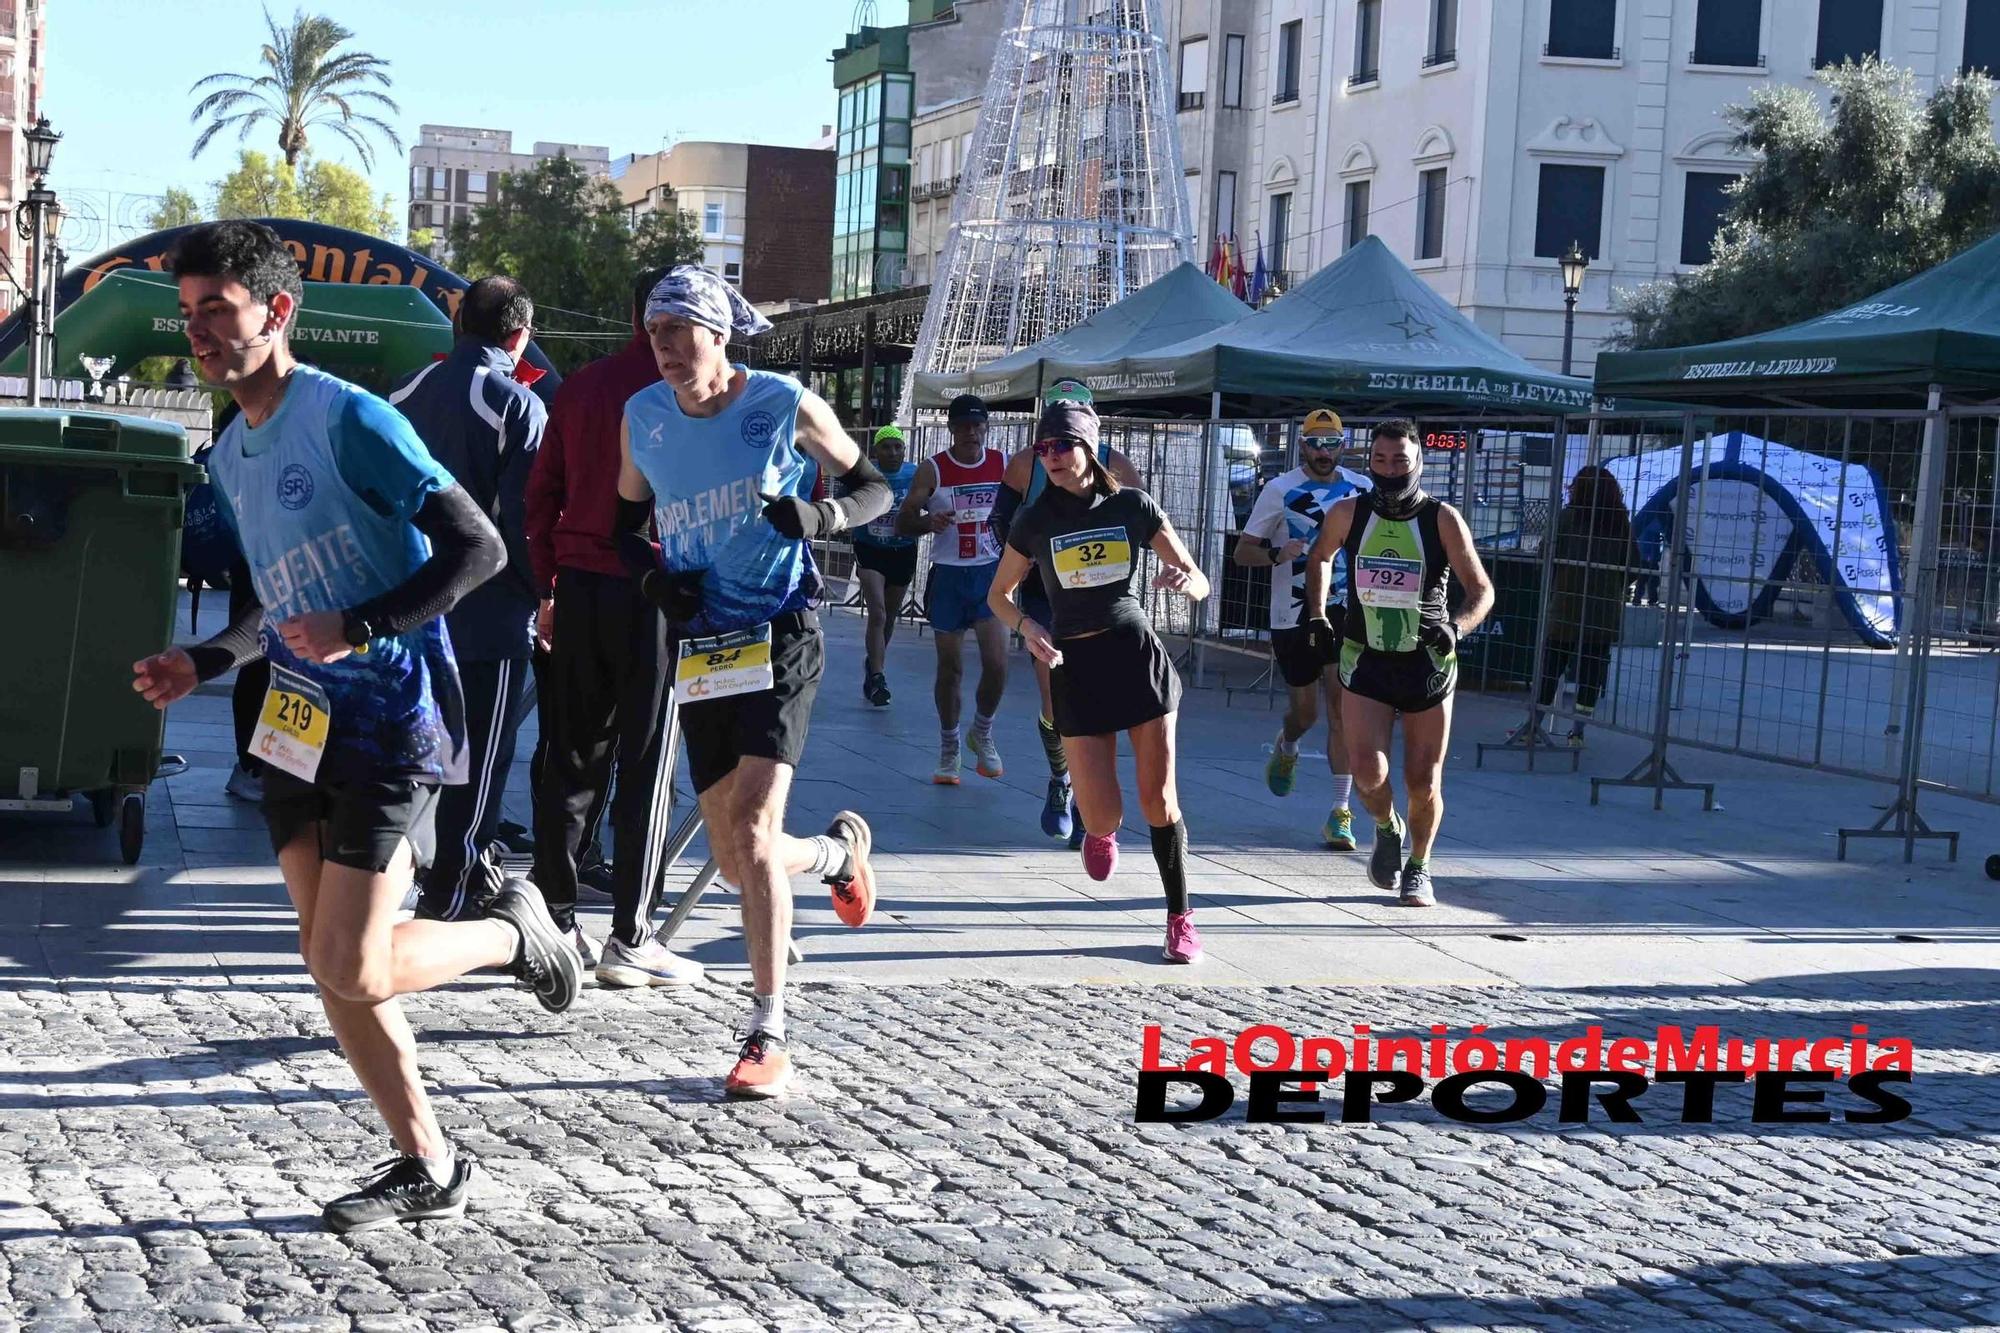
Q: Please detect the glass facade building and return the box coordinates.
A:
[832,29,915,300]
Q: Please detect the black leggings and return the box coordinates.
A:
[1537,638,1611,711]
[226,577,270,773]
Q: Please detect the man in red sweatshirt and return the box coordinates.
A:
[524,267,702,987]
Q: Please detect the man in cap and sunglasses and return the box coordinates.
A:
[1235,408,1367,850]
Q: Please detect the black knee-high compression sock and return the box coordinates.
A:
[1150,819,1190,916]
[1037,713,1069,779]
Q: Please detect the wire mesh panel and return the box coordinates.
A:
[1918,410,2000,800]
[901,0,1192,418]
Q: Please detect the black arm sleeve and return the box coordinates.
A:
[186,554,267,682]
[824,456,891,533]
[615,495,653,540]
[991,483,1025,547]
[346,483,505,639]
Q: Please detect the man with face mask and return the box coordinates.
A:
[1303,419,1494,908]
[1234,408,1366,852]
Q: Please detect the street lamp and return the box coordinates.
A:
[1558,239,1588,378]
[17,117,62,406]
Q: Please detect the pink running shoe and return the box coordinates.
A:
[1082,831,1118,881]
[1163,912,1203,964]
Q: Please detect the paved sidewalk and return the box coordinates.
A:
[0,600,1996,1330]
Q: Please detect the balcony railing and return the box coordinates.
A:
[1544,42,1618,59]
[1177,91,1205,111]
[1346,68,1379,88]
[1690,49,1765,67]
[1422,49,1456,67]
[1272,88,1299,106]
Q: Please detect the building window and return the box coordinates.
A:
[1416,168,1446,260]
[1547,0,1616,58]
[1967,0,2000,73]
[724,261,742,286]
[1275,20,1302,103]
[1343,179,1370,252]
[1535,164,1605,260]
[703,202,724,236]
[1178,38,1208,111]
[1815,0,1882,67]
[1222,34,1245,108]
[1680,172,1738,265]
[1269,191,1292,275]
[1215,170,1237,238]
[1693,0,1762,66]
[1426,0,1458,65]
[1351,2,1381,85]
[467,170,488,202]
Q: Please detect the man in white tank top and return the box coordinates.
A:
[895,394,1010,785]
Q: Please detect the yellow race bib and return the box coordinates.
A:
[1050,527,1133,590]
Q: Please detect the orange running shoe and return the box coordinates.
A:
[724,1031,791,1099]
[824,810,876,928]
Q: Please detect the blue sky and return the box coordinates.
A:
[46,0,852,251]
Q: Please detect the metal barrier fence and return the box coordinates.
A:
[1476,407,1994,861]
[812,407,1993,860]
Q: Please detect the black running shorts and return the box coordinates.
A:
[1270,607,1344,689]
[854,542,918,585]
[676,610,824,794]
[1338,643,1457,715]
[263,769,443,873]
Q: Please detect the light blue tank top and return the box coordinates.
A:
[852,460,917,548]
[625,367,819,635]
[208,364,465,783]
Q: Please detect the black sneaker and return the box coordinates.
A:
[322,1155,472,1234]
[485,878,580,1013]
[576,860,616,901]
[1368,814,1404,891]
[492,820,535,856]
[864,671,892,707]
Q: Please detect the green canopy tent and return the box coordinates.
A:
[1043,236,1596,416]
[909,261,1252,409]
[3,268,455,387]
[1594,229,2000,408]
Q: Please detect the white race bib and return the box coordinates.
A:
[1050,527,1133,590]
[676,624,776,702]
[252,665,332,782]
[1355,556,1422,609]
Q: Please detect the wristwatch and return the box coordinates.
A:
[341,609,377,648]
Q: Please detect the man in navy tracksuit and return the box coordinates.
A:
[390,276,547,922]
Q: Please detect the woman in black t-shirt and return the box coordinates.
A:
[987,401,1212,965]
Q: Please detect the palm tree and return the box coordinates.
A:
[189,8,402,170]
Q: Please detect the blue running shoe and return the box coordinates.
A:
[1041,778,1074,840]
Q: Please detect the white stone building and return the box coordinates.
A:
[407,126,611,256]
[1164,0,2000,376]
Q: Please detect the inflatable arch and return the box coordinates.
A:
[0,218,561,397]
[1565,431,1901,647]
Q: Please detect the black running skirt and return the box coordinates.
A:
[1050,622,1182,738]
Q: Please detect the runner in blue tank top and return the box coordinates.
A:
[849,425,920,706]
[990,379,1144,845]
[130,222,578,1234]
[613,266,893,1099]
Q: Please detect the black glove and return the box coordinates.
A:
[1304,616,1339,664]
[616,531,660,581]
[1420,620,1460,658]
[760,492,840,541]
[638,569,706,627]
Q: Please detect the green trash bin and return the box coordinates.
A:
[1455,551,1545,691]
[0,408,202,864]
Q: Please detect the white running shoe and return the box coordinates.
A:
[967,729,1003,779]
[224,764,264,803]
[933,738,962,786]
[571,925,601,989]
[595,935,705,988]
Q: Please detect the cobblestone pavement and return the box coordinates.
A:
[2,971,1996,1332]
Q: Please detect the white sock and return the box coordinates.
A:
[803,833,851,881]
[1276,730,1300,756]
[941,725,961,749]
[1329,775,1353,810]
[972,711,996,739]
[751,992,787,1041]
[413,1144,455,1186]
